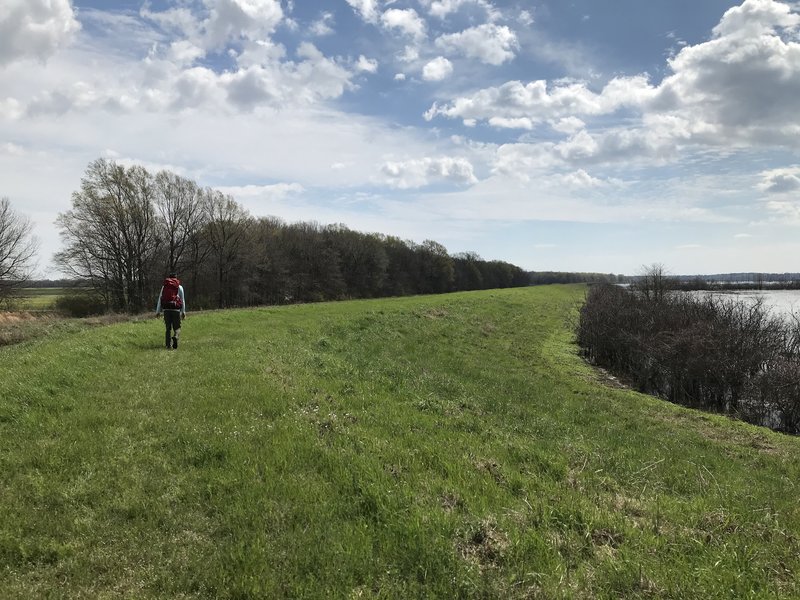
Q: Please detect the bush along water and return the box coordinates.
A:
[577,283,800,434]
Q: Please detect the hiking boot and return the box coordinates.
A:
[172,336,178,349]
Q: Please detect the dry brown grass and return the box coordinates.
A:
[0,310,136,347]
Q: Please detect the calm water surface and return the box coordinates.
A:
[692,290,800,320]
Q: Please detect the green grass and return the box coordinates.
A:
[7,288,67,310]
[0,285,798,598]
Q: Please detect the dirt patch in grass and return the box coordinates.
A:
[590,528,624,549]
[581,363,633,391]
[441,492,464,513]
[610,493,646,519]
[415,307,449,319]
[474,458,506,485]
[457,518,509,569]
[479,321,497,337]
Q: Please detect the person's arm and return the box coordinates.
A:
[156,287,163,315]
[179,285,186,316]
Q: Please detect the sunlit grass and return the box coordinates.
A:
[0,285,798,598]
[7,288,66,310]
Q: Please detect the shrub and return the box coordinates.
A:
[578,284,800,432]
[54,290,106,318]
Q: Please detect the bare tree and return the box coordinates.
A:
[55,159,160,312]
[154,171,205,274]
[634,263,673,302]
[0,198,39,301]
[202,189,251,308]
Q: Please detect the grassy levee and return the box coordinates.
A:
[0,285,798,598]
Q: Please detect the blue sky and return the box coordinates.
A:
[2,0,800,276]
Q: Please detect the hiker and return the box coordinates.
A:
[156,272,186,349]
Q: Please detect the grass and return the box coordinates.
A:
[0,312,133,348]
[6,288,68,311]
[0,285,798,598]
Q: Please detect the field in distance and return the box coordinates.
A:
[7,287,68,311]
[0,285,797,598]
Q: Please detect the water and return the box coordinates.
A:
[688,289,800,321]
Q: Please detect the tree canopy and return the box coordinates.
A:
[54,159,529,313]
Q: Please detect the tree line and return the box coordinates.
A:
[527,271,625,285]
[44,159,528,313]
[577,268,800,434]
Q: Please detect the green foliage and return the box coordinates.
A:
[0,286,798,598]
[5,288,65,311]
[53,289,106,317]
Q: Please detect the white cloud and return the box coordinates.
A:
[559,169,608,188]
[2,36,355,116]
[757,166,800,194]
[551,116,586,134]
[202,0,284,49]
[0,0,80,66]
[381,157,478,188]
[398,45,420,63]
[712,0,800,38]
[346,0,380,24]
[222,182,304,196]
[218,182,305,210]
[191,53,352,112]
[356,55,379,73]
[519,10,534,27]
[0,142,29,157]
[168,40,205,66]
[553,117,692,166]
[491,143,560,180]
[381,9,427,41]
[435,24,518,65]
[427,0,800,166]
[0,98,24,120]
[648,0,800,146]
[80,7,165,56]
[170,66,223,110]
[422,57,453,81]
[766,199,800,223]
[420,0,500,20]
[310,11,335,36]
[425,76,655,125]
[140,5,199,39]
[487,117,534,130]
[394,73,407,81]
[141,0,283,52]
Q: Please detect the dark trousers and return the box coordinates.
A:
[164,310,182,346]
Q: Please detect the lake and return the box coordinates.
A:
[689,289,800,321]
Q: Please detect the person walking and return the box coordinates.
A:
[156,272,186,349]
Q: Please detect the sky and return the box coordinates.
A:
[2,0,800,277]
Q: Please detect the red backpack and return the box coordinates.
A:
[161,277,183,310]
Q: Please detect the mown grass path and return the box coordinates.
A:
[1,285,798,598]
